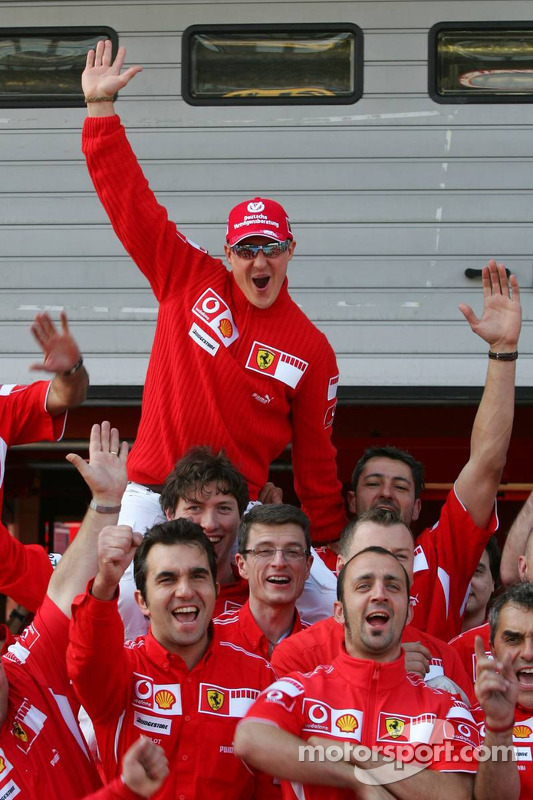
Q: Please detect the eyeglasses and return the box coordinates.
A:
[230,240,291,260]
[241,546,309,561]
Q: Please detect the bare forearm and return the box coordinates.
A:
[47,366,89,414]
[474,730,520,800]
[501,490,533,585]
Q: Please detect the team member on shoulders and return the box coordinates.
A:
[67,518,279,799]
[80,40,346,553]
[0,421,128,799]
[272,509,475,703]
[473,582,533,800]
[215,504,312,659]
[235,546,479,798]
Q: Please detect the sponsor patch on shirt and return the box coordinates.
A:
[4,623,41,666]
[513,718,533,743]
[198,683,260,718]
[327,375,339,401]
[324,401,337,429]
[11,700,46,753]
[0,779,19,800]
[132,675,182,716]
[302,699,363,741]
[192,289,239,346]
[515,747,533,761]
[261,678,304,713]
[245,342,308,389]
[188,323,220,356]
[0,750,14,782]
[133,712,172,736]
[413,545,429,574]
[377,711,439,744]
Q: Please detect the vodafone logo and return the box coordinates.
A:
[135,679,153,701]
[202,296,220,315]
[247,201,265,213]
[308,703,328,725]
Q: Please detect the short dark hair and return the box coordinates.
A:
[159,446,249,517]
[238,504,311,553]
[133,518,217,602]
[351,446,425,499]
[336,545,411,603]
[485,535,501,586]
[339,508,413,559]
[489,581,533,645]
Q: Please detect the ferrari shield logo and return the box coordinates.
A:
[256,349,275,370]
[207,689,226,712]
[386,718,405,738]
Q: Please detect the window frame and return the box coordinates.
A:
[182,22,363,106]
[0,26,118,108]
[429,20,533,104]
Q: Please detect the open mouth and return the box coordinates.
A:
[172,606,200,624]
[517,668,533,689]
[365,610,390,629]
[252,276,270,290]
[207,536,222,546]
[266,576,291,586]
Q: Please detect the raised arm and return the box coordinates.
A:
[47,421,128,615]
[31,311,89,415]
[82,39,142,118]
[500,489,533,585]
[455,261,521,528]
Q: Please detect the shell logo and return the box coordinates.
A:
[0,756,5,773]
[219,318,233,338]
[513,725,532,739]
[336,714,358,733]
[154,690,176,710]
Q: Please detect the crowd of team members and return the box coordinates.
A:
[0,35,530,800]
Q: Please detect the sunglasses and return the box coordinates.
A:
[230,240,291,260]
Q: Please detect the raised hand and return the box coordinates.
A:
[459,260,521,351]
[474,635,517,730]
[66,421,128,506]
[30,310,82,374]
[121,737,169,797]
[82,38,142,99]
[95,524,142,594]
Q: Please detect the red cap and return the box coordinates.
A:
[226,197,293,246]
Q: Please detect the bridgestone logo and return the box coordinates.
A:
[138,718,166,729]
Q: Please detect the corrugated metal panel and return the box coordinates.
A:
[0,0,531,390]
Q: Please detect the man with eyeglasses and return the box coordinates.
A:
[214,504,313,659]
[80,40,347,556]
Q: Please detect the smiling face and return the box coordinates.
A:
[236,522,312,610]
[492,603,533,708]
[334,550,410,662]
[169,482,240,585]
[135,542,217,666]
[348,457,421,526]
[224,236,295,309]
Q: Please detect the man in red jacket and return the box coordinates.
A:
[235,546,479,798]
[80,39,346,549]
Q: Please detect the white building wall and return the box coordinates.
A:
[0,0,531,389]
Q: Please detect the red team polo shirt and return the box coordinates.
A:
[448,622,491,685]
[68,584,280,800]
[0,596,102,799]
[242,649,480,799]
[214,600,308,660]
[271,615,475,703]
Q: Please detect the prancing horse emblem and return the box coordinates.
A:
[257,349,275,370]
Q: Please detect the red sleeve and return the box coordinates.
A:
[290,340,347,544]
[0,381,66,445]
[0,522,52,611]
[82,115,215,302]
[241,675,306,737]
[412,487,497,641]
[4,595,70,684]
[67,582,131,724]
[82,777,141,800]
